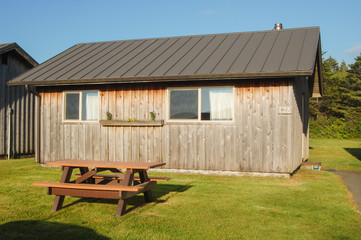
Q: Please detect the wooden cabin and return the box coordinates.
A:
[9,26,323,175]
[0,43,38,157]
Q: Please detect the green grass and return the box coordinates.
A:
[309,139,361,170]
[1,139,361,239]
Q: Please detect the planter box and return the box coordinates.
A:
[99,120,164,127]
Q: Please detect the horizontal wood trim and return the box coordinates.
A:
[49,187,121,199]
[74,173,170,182]
[33,181,143,192]
[45,160,166,169]
[8,71,313,86]
[121,181,157,199]
[100,120,164,127]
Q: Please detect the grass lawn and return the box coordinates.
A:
[0,139,360,239]
[309,139,361,170]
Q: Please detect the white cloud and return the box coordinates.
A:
[345,45,361,56]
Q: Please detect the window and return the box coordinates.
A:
[63,91,99,121]
[168,87,233,121]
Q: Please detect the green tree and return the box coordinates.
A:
[309,53,361,139]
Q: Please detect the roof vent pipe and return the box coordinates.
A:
[274,23,283,30]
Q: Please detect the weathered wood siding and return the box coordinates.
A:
[0,51,35,156]
[39,78,309,173]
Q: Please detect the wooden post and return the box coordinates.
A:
[51,166,73,212]
[116,168,134,217]
[139,170,153,202]
[34,93,40,163]
[7,107,11,160]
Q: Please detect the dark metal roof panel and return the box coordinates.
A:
[196,34,239,75]
[228,32,265,73]
[279,29,306,72]
[182,35,226,75]
[149,36,201,76]
[164,35,214,76]
[107,39,166,78]
[82,40,145,79]
[8,27,322,86]
[124,37,180,77]
[16,44,84,83]
[297,28,319,71]
[136,37,189,77]
[261,30,293,72]
[59,41,118,79]
[211,33,251,74]
[245,31,279,73]
[47,42,111,80]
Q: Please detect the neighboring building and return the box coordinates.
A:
[9,26,323,176]
[0,43,38,157]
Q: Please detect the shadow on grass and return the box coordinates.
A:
[345,148,361,161]
[63,183,192,214]
[0,220,110,240]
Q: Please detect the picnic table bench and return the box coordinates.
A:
[33,160,168,217]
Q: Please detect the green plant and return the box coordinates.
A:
[126,117,136,122]
[149,111,156,121]
[106,111,112,120]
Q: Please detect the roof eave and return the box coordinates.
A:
[8,71,314,87]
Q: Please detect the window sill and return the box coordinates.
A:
[99,120,164,127]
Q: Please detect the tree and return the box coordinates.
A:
[309,53,361,138]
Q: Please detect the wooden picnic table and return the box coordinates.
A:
[33,160,168,217]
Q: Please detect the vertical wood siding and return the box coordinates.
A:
[0,52,35,156]
[39,78,309,173]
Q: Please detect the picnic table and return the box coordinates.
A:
[33,160,168,217]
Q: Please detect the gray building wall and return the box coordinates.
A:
[37,78,310,174]
[0,50,35,156]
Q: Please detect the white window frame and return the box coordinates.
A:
[63,90,100,122]
[167,86,235,123]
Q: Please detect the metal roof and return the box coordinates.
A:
[0,43,38,67]
[8,27,321,86]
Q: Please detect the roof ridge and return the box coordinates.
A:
[76,26,320,45]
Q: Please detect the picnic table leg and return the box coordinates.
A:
[115,168,134,217]
[79,167,94,184]
[139,170,153,202]
[51,166,73,212]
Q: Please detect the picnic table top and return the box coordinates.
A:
[45,160,166,170]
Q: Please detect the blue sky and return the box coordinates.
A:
[1,0,360,65]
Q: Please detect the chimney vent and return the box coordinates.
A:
[274,23,283,30]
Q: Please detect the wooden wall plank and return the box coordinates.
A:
[196,124,205,169]
[38,79,304,174]
[170,125,179,169]
[205,125,214,170]
[49,92,57,161]
[0,65,6,155]
[108,90,116,162]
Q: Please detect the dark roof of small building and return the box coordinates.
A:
[8,27,322,87]
[0,43,38,67]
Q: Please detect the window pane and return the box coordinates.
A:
[82,91,98,121]
[201,88,211,120]
[202,87,233,121]
[65,93,79,120]
[170,90,198,119]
